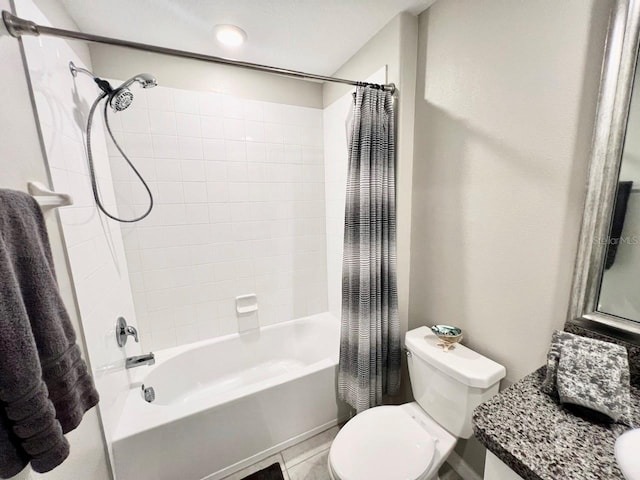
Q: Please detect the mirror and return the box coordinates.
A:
[568,0,640,341]
[598,70,640,322]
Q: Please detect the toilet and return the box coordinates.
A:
[328,326,506,480]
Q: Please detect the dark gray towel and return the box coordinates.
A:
[0,189,99,478]
[542,330,632,429]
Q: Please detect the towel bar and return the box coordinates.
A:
[28,181,73,208]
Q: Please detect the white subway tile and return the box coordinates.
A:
[173,89,199,114]
[146,86,175,111]
[162,204,187,225]
[262,102,283,123]
[243,100,264,121]
[152,327,177,350]
[302,146,324,164]
[222,96,244,119]
[156,182,185,204]
[246,142,267,163]
[208,203,231,223]
[218,316,239,336]
[205,182,229,202]
[176,113,201,138]
[184,182,207,203]
[181,160,205,182]
[210,223,234,243]
[199,92,223,116]
[201,116,224,139]
[227,164,248,182]
[246,163,267,182]
[228,182,250,202]
[152,135,179,158]
[245,121,265,143]
[120,107,150,134]
[223,118,246,141]
[178,136,203,159]
[266,143,284,163]
[123,133,154,157]
[284,145,303,164]
[283,125,302,145]
[301,126,323,147]
[155,159,182,181]
[195,301,218,323]
[225,141,246,162]
[154,308,175,330]
[197,319,219,340]
[175,324,199,345]
[264,123,284,144]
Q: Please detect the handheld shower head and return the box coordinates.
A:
[108,73,158,112]
[117,74,158,91]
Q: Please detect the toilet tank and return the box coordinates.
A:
[405,327,506,439]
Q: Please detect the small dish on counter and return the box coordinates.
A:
[430,325,463,351]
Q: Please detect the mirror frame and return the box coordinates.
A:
[569,0,640,342]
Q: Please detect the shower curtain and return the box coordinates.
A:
[338,86,400,413]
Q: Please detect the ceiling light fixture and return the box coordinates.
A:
[214,24,247,48]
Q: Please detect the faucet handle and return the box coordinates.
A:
[116,317,140,347]
[125,325,139,343]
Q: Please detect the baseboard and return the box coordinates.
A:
[447,450,483,480]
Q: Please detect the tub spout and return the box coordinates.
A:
[126,352,155,369]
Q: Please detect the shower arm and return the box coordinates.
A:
[69,61,97,80]
[2,10,396,94]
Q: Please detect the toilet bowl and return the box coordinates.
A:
[328,326,506,480]
[328,403,456,480]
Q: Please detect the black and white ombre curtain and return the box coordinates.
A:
[338,86,400,413]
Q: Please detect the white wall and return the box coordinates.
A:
[410,0,613,475]
[0,1,110,479]
[108,83,328,351]
[17,0,142,469]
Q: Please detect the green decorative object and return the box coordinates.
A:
[430,325,463,351]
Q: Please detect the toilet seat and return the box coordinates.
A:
[329,406,436,480]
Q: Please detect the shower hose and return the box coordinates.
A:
[85,92,154,223]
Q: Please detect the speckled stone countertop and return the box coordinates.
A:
[473,367,640,480]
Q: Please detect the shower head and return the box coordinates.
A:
[109,89,135,112]
[108,73,158,112]
[68,61,158,112]
[116,74,158,91]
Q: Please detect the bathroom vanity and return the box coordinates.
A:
[473,368,640,480]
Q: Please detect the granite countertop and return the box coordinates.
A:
[473,367,640,480]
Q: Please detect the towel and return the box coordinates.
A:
[605,180,633,270]
[542,330,632,427]
[540,330,573,395]
[0,189,99,478]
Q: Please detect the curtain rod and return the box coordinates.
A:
[2,11,396,94]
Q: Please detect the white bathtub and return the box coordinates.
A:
[112,312,345,480]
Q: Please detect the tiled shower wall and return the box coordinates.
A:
[108,84,328,351]
[18,1,142,451]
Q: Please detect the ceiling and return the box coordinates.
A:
[57,0,434,76]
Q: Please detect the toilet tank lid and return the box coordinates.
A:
[405,327,506,389]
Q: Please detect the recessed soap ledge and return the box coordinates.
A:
[472,368,640,480]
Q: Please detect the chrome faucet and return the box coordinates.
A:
[116,317,139,347]
[126,352,155,369]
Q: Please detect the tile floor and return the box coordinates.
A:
[223,425,464,480]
